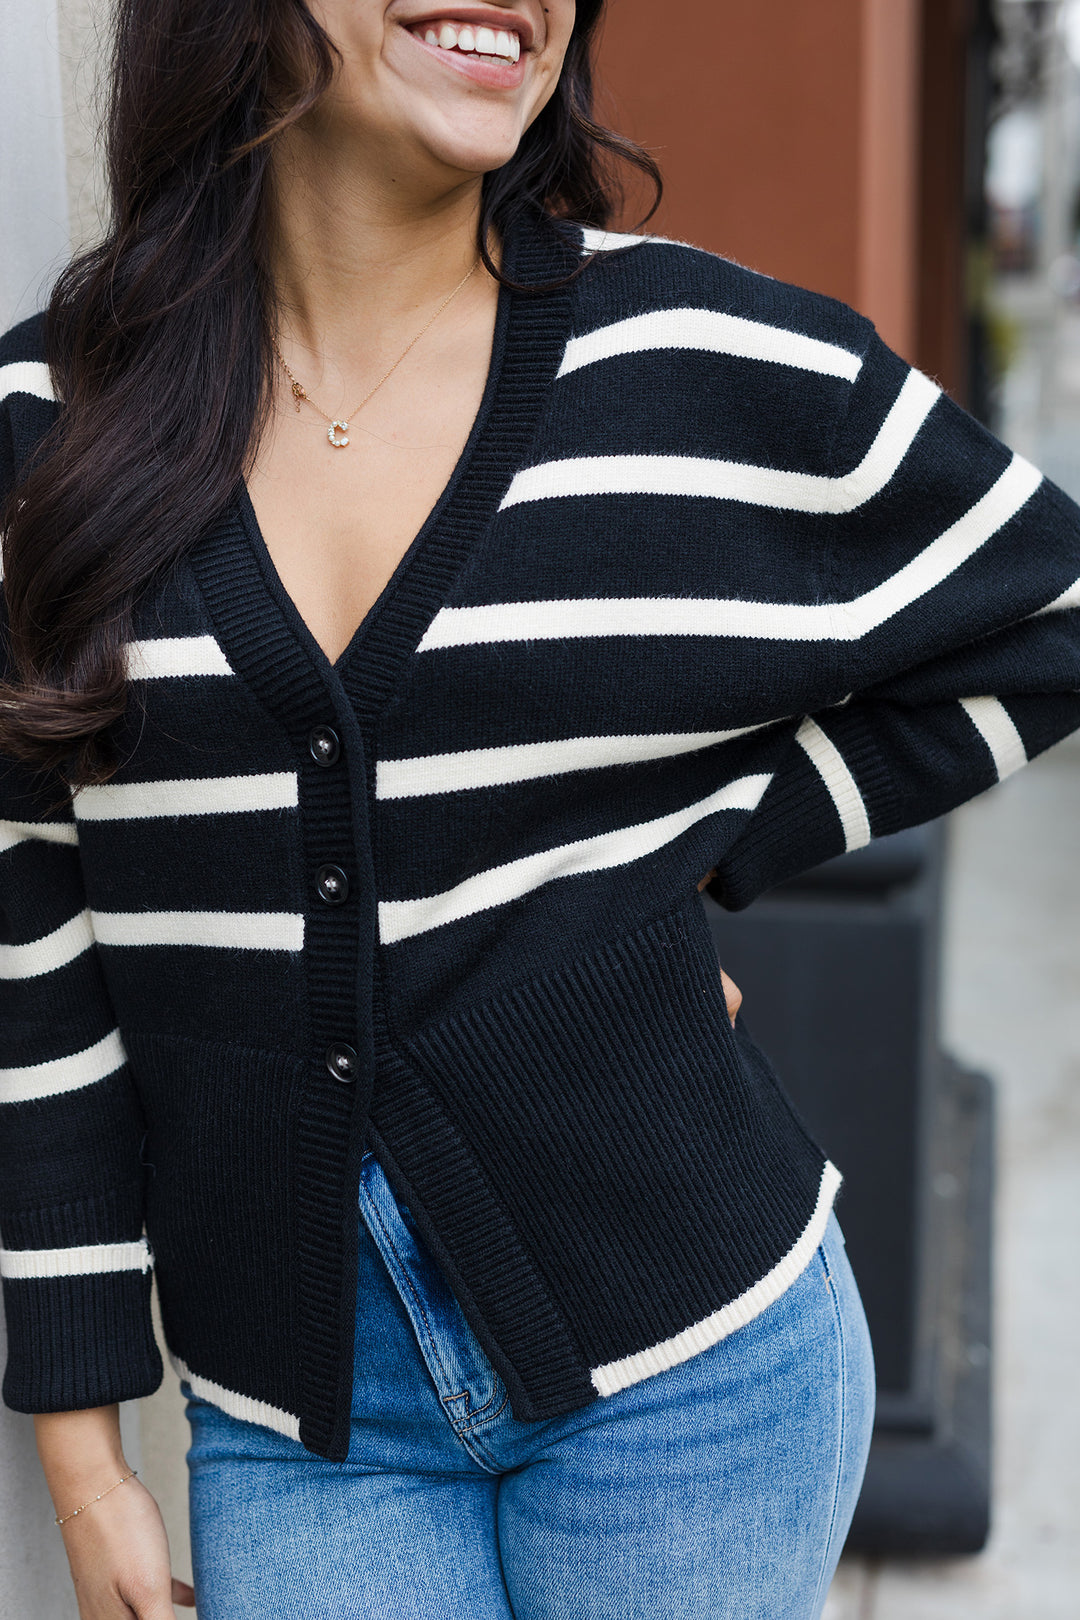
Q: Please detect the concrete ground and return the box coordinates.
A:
[825,279,1080,1618]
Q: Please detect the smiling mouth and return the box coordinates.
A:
[410,20,523,64]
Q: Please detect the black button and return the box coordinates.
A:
[316,864,349,905]
[309,726,341,767]
[325,1042,358,1082]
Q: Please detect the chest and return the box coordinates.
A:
[246,313,495,669]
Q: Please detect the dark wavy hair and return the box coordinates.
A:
[0,0,660,787]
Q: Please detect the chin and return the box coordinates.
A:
[413,107,530,182]
[438,141,524,178]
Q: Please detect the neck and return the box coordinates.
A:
[266,126,488,369]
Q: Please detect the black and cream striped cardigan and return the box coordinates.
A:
[3,210,1080,1460]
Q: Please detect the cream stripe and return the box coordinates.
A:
[0,1238,152,1280]
[379,772,771,944]
[0,1028,127,1105]
[125,636,234,679]
[795,717,871,852]
[376,725,771,800]
[834,454,1043,632]
[90,910,304,950]
[959,697,1028,782]
[169,1353,302,1441]
[0,819,78,853]
[419,596,839,649]
[499,369,939,513]
[1035,576,1080,615]
[0,909,94,980]
[578,227,663,253]
[0,360,55,403]
[421,454,1042,652]
[557,309,863,383]
[590,1160,843,1396]
[74,772,298,821]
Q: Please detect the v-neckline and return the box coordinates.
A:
[188,209,580,740]
[234,266,512,683]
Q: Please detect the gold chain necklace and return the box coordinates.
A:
[272,258,480,450]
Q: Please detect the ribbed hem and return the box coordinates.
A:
[170,1352,301,1441]
[590,1159,842,1394]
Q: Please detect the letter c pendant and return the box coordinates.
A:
[328,420,350,448]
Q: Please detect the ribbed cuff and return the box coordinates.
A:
[711,702,899,910]
[1,1267,162,1412]
[709,754,847,910]
[0,1182,162,1412]
[827,701,900,833]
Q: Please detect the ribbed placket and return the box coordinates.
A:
[187,209,580,1459]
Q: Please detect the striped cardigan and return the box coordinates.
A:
[3,209,1080,1460]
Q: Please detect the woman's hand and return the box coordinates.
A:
[697,867,743,1026]
[35,1406,196,1618]
[718,965,743,1027]
[59,1477,196,1619]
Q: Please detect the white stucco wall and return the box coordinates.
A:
[57,0,111,257]
[0,0,70,329]
[0,4,191,1613]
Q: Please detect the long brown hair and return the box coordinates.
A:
[0,0,660,787]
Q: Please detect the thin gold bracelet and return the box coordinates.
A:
[54,1468,137,1526]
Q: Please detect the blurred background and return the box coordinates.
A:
[1,1,1078,1615]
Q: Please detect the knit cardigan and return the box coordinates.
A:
[3,210,1080,1462]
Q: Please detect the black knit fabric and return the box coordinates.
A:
[3,210,1080,1460]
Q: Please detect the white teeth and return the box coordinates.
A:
[421,20,521,62]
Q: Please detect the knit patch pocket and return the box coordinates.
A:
[124,1031,307,1420]
[397,893,828,1373]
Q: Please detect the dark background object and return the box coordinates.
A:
[703,824,994,1553]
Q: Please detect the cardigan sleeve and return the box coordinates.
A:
[0,388,162,1411]
[710,327,1080,910]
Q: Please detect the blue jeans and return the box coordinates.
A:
[183,1150,875,1618]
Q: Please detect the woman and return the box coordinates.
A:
[2,1,1079,1616]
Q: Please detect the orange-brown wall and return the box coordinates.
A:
[594,0,922,361]
[917,0,977,399]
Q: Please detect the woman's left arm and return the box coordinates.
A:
[709,328,1080,911]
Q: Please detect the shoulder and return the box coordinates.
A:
[0,312,59,505]
[564,224,875,369]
